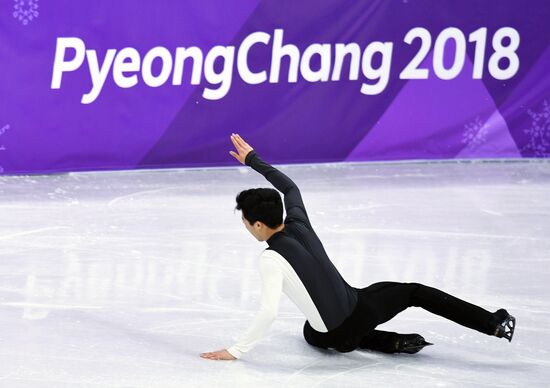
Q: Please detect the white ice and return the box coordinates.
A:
[0,160,549,387]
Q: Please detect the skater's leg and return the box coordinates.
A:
[303,320,331,349]
[361,282,510,336]
[303,298,378,353]
[303,318,370,353]
[358,330,433,354]
[358,330,400,353]
[407,283,506,335]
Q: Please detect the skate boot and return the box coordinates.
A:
[493,309,516,342]
[396,334,433,354]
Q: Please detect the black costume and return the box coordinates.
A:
[228,151,513,358]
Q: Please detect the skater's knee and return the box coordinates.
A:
[335,343,357,353]
[302,321,313,343]
[303,321,323,347]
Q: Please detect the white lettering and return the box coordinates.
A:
[51,29,408,103]
[360,42,393,95]
[238,31,270,84]
[81,49,116,104]
[270,29,299,83]
[142,46,173,87]
[332,43,361,81]
[203,45,235,100]
[173,47,203,85]
[300,43,331,82]
[51,37,86,89]
[113,47,140,88]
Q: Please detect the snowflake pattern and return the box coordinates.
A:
[13,0,39,26]
[0,124,9,174]
[462,116,488,150]
[523,100,550,157]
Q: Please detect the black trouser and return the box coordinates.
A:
[303,282,503,353]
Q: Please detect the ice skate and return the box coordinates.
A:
[494,309,516,342]
[396,334,433,354]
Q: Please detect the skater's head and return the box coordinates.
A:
[235,188,283,241]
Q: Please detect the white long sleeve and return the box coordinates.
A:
[227,253,284,359]
[226,248,329,358]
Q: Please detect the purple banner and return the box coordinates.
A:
[1,0,550,174]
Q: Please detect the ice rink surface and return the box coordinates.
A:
[1,159,549,387]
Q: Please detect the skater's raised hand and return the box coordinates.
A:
[229,133,254,165]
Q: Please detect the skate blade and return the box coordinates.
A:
[503,316,516,342]
[401,341,433,354]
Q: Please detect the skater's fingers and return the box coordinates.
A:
[232,134,244,150]
[231,134,246,153]
[234,133,249,149]
[230,134,239,149]
[230,134,252,163]
[236,134,250,148]
[235,136,253,156]
[201,351,220,360]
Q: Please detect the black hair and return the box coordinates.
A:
[235,188,283,228]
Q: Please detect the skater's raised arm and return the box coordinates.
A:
[229,133,311,227]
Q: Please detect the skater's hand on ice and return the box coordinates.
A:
[229,133,253,165]
[200,349,236,361]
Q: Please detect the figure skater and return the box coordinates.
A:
[200,133,515,361]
